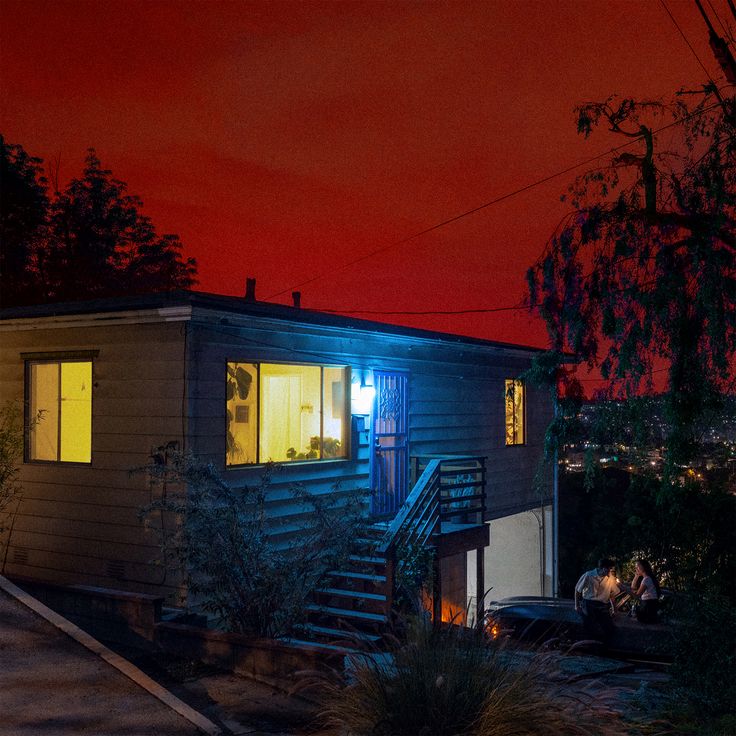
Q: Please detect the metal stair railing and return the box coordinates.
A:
[377,459,442,556]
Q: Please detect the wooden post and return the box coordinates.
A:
[432,552,442,625]
[476,545,485,625]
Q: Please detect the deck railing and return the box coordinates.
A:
[411,455,486,526]
[378,455,486,555]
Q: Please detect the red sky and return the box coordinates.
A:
[0,0,722,353]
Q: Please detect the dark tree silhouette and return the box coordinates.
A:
[0,136,49,306]
[527,90,736,464]
[0,142,197,307]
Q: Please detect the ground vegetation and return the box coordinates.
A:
[314,616,632,736]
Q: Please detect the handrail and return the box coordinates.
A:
[378,459,441,554]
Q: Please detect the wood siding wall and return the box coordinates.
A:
[186,310,553,529]
[0,321,188,600]
[0,308,554,600]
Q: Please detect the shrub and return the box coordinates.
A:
[670,592,736,718]
[315,616,631,736]
[0,401,24,571]
[139,449,366,639]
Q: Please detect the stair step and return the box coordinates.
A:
[284,638,357,654]
[348,554,386,565]
[306,603,388,624]
[300,624,382,644]
[315,587,387,602]
[328,570,387,583]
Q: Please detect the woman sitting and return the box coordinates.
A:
[630,558,660,624]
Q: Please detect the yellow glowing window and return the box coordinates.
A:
[28,360,92,463]
[226,362,349,465]
[505,378,525,446]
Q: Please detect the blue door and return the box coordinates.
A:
[370,370,409,517]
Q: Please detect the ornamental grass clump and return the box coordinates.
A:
[316,616,630,736]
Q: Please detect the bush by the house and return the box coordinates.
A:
[139,449,366,639]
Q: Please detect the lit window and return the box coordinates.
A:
[226,362,349,465]
[505,378,525,446]
[27,360,92,463]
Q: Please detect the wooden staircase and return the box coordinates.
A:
[290,456,487,653]
[295,524,392,650]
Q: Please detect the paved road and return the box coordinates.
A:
[0,588,206,735]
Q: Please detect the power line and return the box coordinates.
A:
[314,302,527,316]
[267,100,723,301]
[706,0,731,40]
[660,0,717,82]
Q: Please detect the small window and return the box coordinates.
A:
[227,362,349,465]
[505,378,525,446]
[27,360,92,463]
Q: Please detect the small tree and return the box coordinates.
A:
[140,449,367,639]
[0,402,24,572]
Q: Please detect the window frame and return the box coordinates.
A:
[23,351,97,465]
[504,377,526,447]
[226,360,351,467]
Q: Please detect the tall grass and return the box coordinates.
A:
[315,617,631,736]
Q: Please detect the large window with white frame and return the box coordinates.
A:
[26,359,93,463]
[226,362,349,465]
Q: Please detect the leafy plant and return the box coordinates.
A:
[0,401,32,572]
[139,449,367,638]
[287,436,341,461]
[313,616,631,736]
[226,364,253,459]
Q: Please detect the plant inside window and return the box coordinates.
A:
[505,379,525,446]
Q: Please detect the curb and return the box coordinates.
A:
[0,574,222,736]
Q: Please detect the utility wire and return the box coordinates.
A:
[267,99,723,302]
[315,303,527,316]
[706,0,731,40]
[660,0,717,82]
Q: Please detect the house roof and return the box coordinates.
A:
[0,290,549,355]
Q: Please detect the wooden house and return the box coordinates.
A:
[0,290,556,632]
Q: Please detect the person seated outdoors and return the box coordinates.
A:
[630,558,660,624]
[574,558,620,646]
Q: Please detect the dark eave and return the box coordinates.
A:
[0,289,549,354]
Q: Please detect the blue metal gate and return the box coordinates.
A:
[370,370,409,517]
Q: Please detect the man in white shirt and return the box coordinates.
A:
[574,558,620,645]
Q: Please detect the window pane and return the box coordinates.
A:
[323,367,348,458]
[260,364,320,462]
[505,379,525,446]
[60,362,92,463]
[30,363,59,461]
[226,362,257,465]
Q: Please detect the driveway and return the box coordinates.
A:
[0,585,210,735]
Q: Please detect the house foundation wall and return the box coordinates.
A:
[483,506,553,604]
